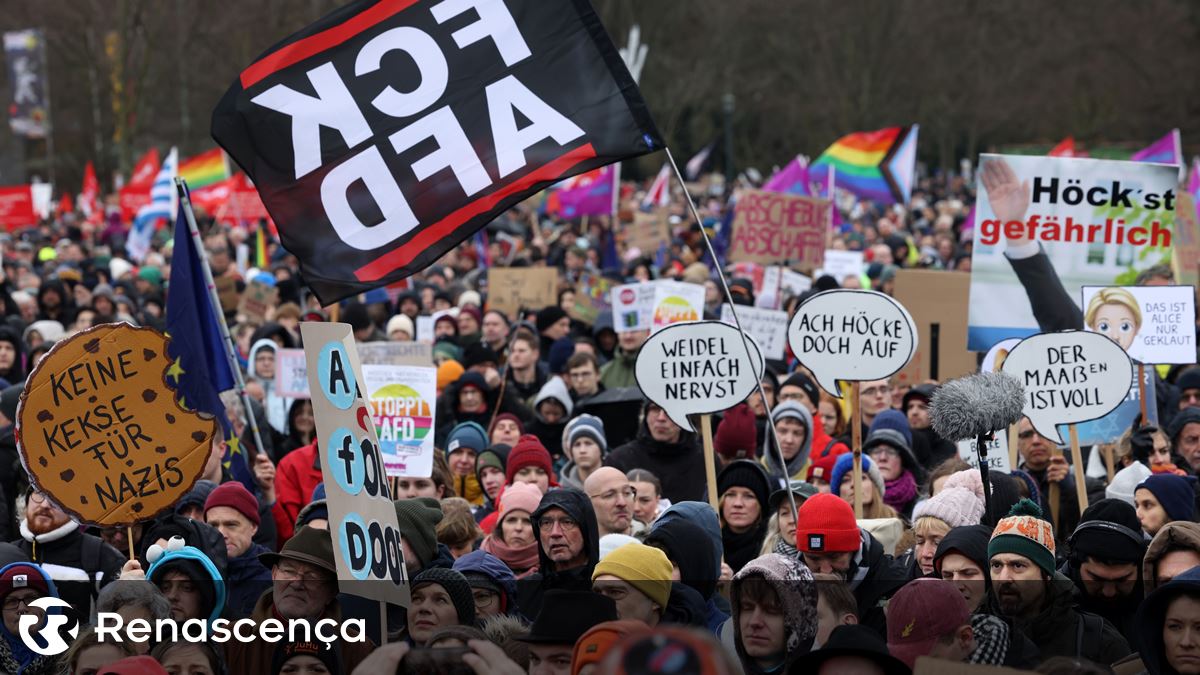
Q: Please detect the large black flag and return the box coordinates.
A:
[212,0,662,303]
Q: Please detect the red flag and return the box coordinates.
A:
[80,161,101,222]
[119,148,161,222]
[57,192,73,216]
[1048,137,1087,158]
[0,186,37,231]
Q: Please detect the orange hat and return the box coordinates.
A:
[571,620,650,675]
[437,360,465,392]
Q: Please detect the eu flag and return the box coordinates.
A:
[165,201,253,489]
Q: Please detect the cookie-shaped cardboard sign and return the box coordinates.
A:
[17,323,215,527]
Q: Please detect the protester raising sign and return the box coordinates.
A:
[728,189,828,268]
[1000,331,1132,445]
[1080,285,1196,365]
[787,290,917,397]
[487,268,558,319]
[967,154,1178,350]
[212,0,663,304]
[301,322,409,606]
[634,320,765,432]
[17,323,215,527]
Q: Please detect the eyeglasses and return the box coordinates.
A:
[472,591,498,609]
[275,563,328,585]
[3,596,35,611]
[589,487,636,502]
[536,516,579,533]
[868,446,899,459]
[568,370,596,381]
[26,492,47,505]
[862,385,892,398]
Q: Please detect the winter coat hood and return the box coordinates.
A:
[1144,521,1200,594]
[532,488,599,581]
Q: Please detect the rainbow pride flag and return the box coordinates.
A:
[178,148,229,189]
[809,125,918,205]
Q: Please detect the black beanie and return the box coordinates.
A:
[781,372,820,409]
[393,498,443,569]
[536,306,568,332]
[271,640,341,675]
[1070,498,1145,564]
[413,567,476,626]
[716,460,770,515]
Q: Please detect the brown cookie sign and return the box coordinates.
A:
[17,323,215,526]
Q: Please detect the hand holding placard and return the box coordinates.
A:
[787,290,917,398]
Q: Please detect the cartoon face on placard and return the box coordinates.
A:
[17,323,215,527]
[787,289,918,398]
[1081,285,1196,365]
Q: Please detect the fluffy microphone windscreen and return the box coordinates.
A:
[930,371,1026,442]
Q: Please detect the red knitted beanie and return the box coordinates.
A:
[505,435,554,484]
[796,493,860,554]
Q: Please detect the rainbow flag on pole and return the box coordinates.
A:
[178,148,230,189]
[809,125,918,205]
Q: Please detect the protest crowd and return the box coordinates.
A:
[1,3,1199,675]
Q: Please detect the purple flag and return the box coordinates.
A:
[1132,129,1182,165]
[763,157,809,193]
[546,165,615,219]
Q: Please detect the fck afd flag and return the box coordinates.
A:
[212,0,663,304]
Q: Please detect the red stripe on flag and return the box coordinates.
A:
[355,143,598,282]
[240,0,420,89]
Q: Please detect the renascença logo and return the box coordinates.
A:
[18,597,78,656]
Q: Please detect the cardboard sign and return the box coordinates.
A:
[756,267,782,310]
[237,278,277,324]
[968,154,1178,350]
[626,210,670,256]
[362,365,437,478]
[817,250,864,282]
[213,276,240,315]
[17,323,215,527]
[487,267,558,318]
[728,189,828,268]
[914,656,1034,675]
[1001,331,1133,445]
[1173,191,1200,287]
[957,434,1011,473]
[1081,285,1196,365]
[301,322,410,606]
[356,341,432,367]
[720,304,788,360]
[787,290,917,397]
[651,281,705,332]
[611,282,658,333]
[572,273,613,325]
[893,270,976,385]
[634,320,764,432]
[275,348,310,399]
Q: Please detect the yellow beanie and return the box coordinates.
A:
[592,543,672,608]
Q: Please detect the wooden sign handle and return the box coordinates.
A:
[700,414,718,511]
[127,526,135,562]
[1049,448,1062,533]
[850,382,863,519]
[1008,424,1019,473]
[1138,363,1148,424]
[1068,424,1089,515]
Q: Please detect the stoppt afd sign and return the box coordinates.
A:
[728,189,828,268]
[302,322,409,606]
[17,324,215,527]
[212,0,662,304]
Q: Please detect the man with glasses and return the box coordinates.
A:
[531,489,599,589]
[584,467,638,537]
[452,549,518,620]
[0,563,60,675]
[565,352,604,404]
[1016,416,1082,542]
[14,488,123,621]
[228,526,375,674]
[858,378,893,433]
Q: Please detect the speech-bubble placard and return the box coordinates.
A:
[787,290,917,398]
[1000,331,1133,445]
[634,321,765,432]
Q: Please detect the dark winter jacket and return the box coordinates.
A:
[991,573,1131,666]
[225,543,273,619]
[1138,565,1200,675]
[803,528,907,638]
[606,412,710,505]
[13,519,124,620]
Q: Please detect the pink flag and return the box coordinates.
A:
[1132,129,1182,165]
[763,157,809,193]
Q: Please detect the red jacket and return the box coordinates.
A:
[272,441,323,546]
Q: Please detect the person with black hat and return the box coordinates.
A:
[1169,406,1200,472]
[606,401,708,505]
[1061,499,1148,645]
[765,480,819,558]
[644,518,728,633]
[1135,565,1200,675]
[536,306,571,357]
[227,526,375,674]
[717,460,772,573]
[393,498,454,576]
[519,589,618,675]
[403,567,476,646]
[902,384,957,468]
